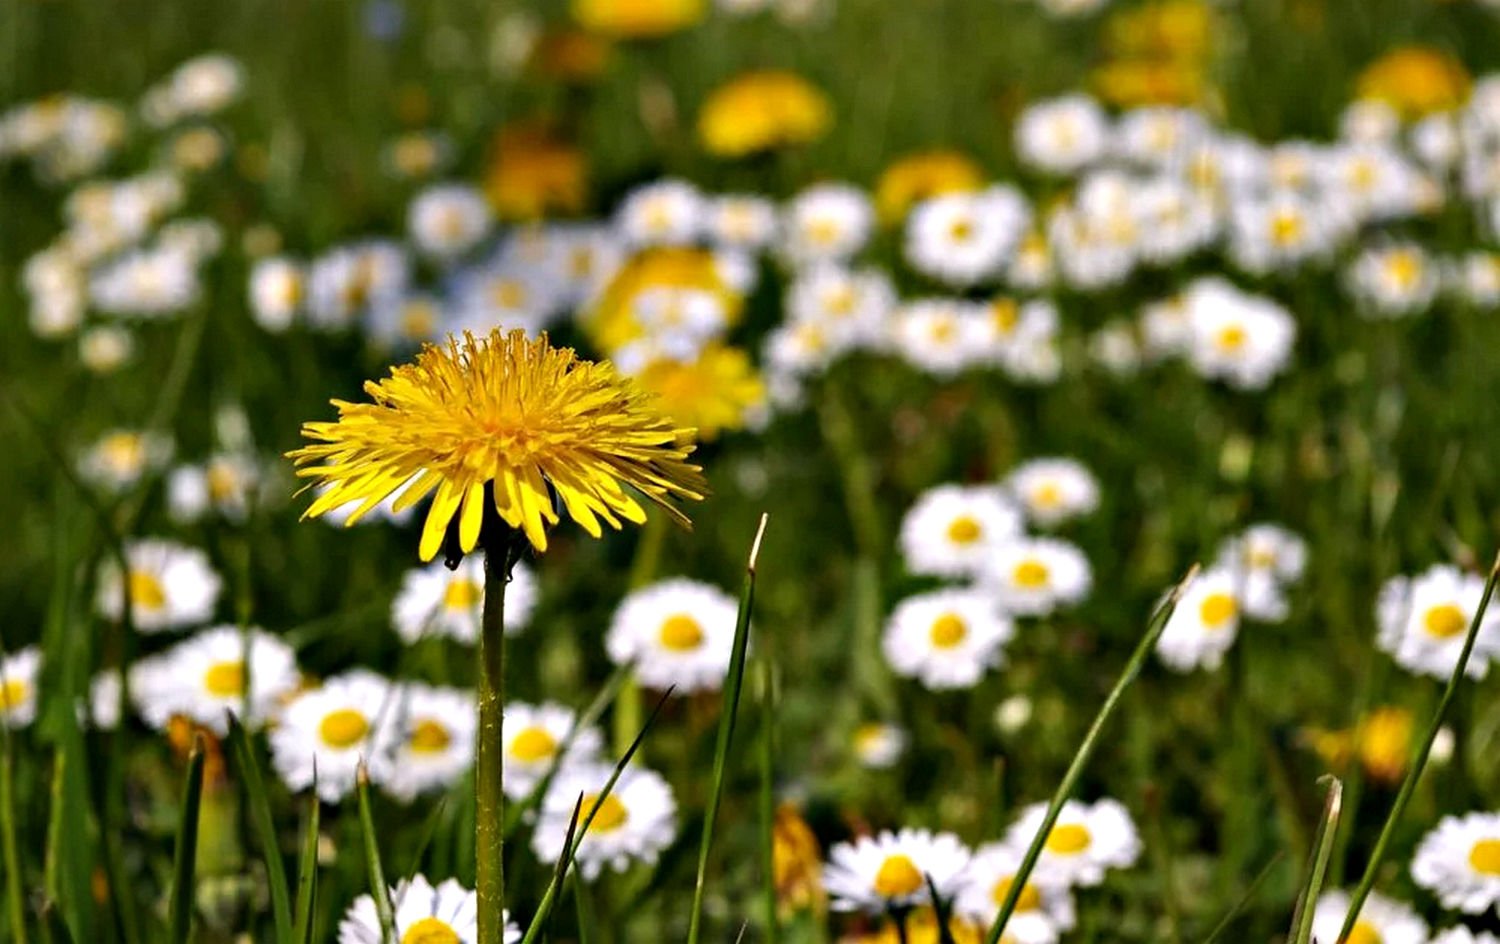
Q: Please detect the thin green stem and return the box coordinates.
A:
[758,661,779,944]
[985,566,1197,944]
[1290,776,1344,944]
[1336,553,1500,943]
[356,766,394,943]
[168,737,207,944]
[1201,852,1284,944]
[477,544,511,944]
[1,717,26,944]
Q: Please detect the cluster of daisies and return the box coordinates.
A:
[823,799,1140,942]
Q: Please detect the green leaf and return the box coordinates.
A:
[226,712,294,943]
[168,735,208,944]
[356,764,396,944]
[1289,777,1343,944]
[292,778,322,944]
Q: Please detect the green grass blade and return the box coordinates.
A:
[37,901,74,944]
[1201,851,1284,944]
[1,716,27,944]
[292,775,322,944]
[687,513,768,944]
[985,565,1198,944]
[225,712,294,943]
[757,659,779,944]
[168,735,208,944]
[356,763,396,944]
[1336,552,1500,942]
[1289,776,1344,944]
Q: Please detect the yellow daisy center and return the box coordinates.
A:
[929,613,968,649]
[948,217,975,243]
[991,299,1019,334]
[1423,603,1468,639]
[490,279,527,309]
[1385,252,1421,290]
[443,578,482,610]
[1469,838,1500,875]
[318,708,370,749]
[101,433,145,472]
[402,302,439,339]
[206,462,240,502]
[946,515,983,545]
[401,917,461,944]
[583,793,629,833]
[1031,482,1063,509]
[1199,592,1237,629]
[659,613,705,651]
[1012,559,1050,589]
[128,570,168,611]
[807,218,841,246]
[1045,823,1092,855]
[0,679,29,712]
[1346,920,1383,944]
[1270,211,1304,247]
[202,661,245,698]
[990,875,1042,912]
[1215,324,1247,353]
[928,318,957,344]
[509,726,558,762]
[872,853,925,898]
[408,719,452,754]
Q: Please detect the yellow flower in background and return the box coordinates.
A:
[587,248,744,353]
[571,0,705,38]
[772,804,824,914]
[1357,46,1470,118]
[698,71,832,158]
[1306,705,1414,785]
[855,908,986,944]
[634,346,765,440]
[529,29,614,83]
[1094,60,1207,108]
[484,124,588,221]
[290,330,707,558]
[1095,0,1217,107]
[875,150,985,224]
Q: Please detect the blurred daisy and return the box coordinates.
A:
[1183,278,1297,391]
[90,246,201,318]
[305,241,410,331]
[167,453,264,524]
[1348,242,1440,317]
[1411,812,1500,913]
[248,256,304,332]
[883,589,1014,690]
[605,578,739,693]
[502,701,604,800]
[852,722,907,770]
[97,539,222,632]
[1156,568,1241,672]
[899,484,1024,580]
[339,874,517,944]
[1215,524,1307,622]
[823,829,970,914]
[875,149,985,224]
[782,183,873,267]
[956,842,1075,941]
[134,626,298,734]
[1310,889,1427,944]
[905,186,1030,287]
[1003,799,1141,887]
[706,195,777,250]
[893,299,985,377]
[1432,929,1500,944]
[616,179,703,247]
[1004,458,1100,528]
[982,538,1092,617]
[79,326,135,373]
[1016,95,1109,174]
[86,670,123,730]
[408,184,493,260]
[1228,191,1330,274]
[533,763,678,879]
[0,648,41,729]
[270,671,398,803]
[446,261,557,337]
[1377,564,1500,680]
[371,685,476,801]
[391,557,538,645]
[786,265,896,349]
[79,429,173,493]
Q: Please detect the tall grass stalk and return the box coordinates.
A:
[168,735,207,944]
[226,713,293,943]
[1336,551,1500,943]
[984,565,1198,944]
[687,513,768,944]
[291,775,321,944]
[1200,851,1285,944]
[1289,776,1343,944]
[356,764,395,943]
[1,709,26,944]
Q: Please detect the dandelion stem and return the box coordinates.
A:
[1335,551,1500,944]
[984,565,1197,944]
[477,542,511,944]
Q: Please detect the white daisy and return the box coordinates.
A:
[823,828,971,914]
[1348,242,1440,318]
[270,670,399,804]
[852,722,907,770]
[1412,812,1500,913]
[445,261,557,338]
[97,539,222,633]
[408,184,492,260]
[975,297,1060,383]
[706,194,777,250]
[605,578,739,694]
[905,186,1030,288]
[370,685,476,802]
[1377,564,1500,680]
[0,648,41,729]
[1214,524,1307,622]
[892,299,986,377]
[1432,929,1500,944]
[502,701,605,801]
[1310,890,1427,944]
[305,241,410,331]
[79,326,135,373]
[899,484,1024,580]
[782,183,874,267]
[1183,278,1297,391]
[882,588,1014,690]
[785,264,896,349]
[1015,95,1109,174]
[955,842,1076,942]
[391,557,538,645]
[981,538,1092,617]
[78,429,173,493]
[532,763,678,879]
[133,626,298,734]
[248,256,303,332]
[90,246,201,318]
[1156,568,1241,672]
[166,452,264,524]
[1004,458,1100,528]
[616,179,704,247]
[1003,799,1141,887]
[339,874,517,944]
[364,293,447,350]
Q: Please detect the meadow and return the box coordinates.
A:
[3,1,1500,942]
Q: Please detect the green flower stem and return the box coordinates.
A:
[1,715,26,944]
[477,545,511,944]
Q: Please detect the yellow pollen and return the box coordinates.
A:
[401,303,438,339]
[659,613,705,651]
[807,218,841,246]
[990,876,1042,912]
[872,854,925,898]
[824,286,857,317]
[1423,603,1468,639]
[1386,252,1421,290]
[202,661,245,698]
[318,708,370,749]
[408,719,452,754]
[1199,592,1237,629]
[1031,482,1063,509]
[1247,546,1278,569]
[1270,212,1304,247]
[583,793,629,832]
[1012,559,1050,589]
[1469,838,1500,875]
[1215,324,1248,352]
[928,318,957,344]
[101,433,145,472]
[128,570,168,611]
[1045,823,1092,855]
[948,218,975,243]
[490,279,527,309]
[206,463,239,502]
[1346,921,1383,944]
[0,679,28,713]
[929,613,968,649]
[401,917,461,944]
[443,578,482,610]
[991,299,1019,335]
[946,515,983,545]
[509,726,558,762]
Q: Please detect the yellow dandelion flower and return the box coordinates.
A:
[1357,46,1471,118]
[860,908,987,944]
[571,0,705,38]
[635,346,766,441]
[484,124,588,222]
[697,70,832,158]
[529,29,614,83]
[773,804,824,914]
[1093,59,1208,107]
[289,329,707,559]
[587,247,744,353]
[1305,705,1415,785]
[874,150,985,224]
